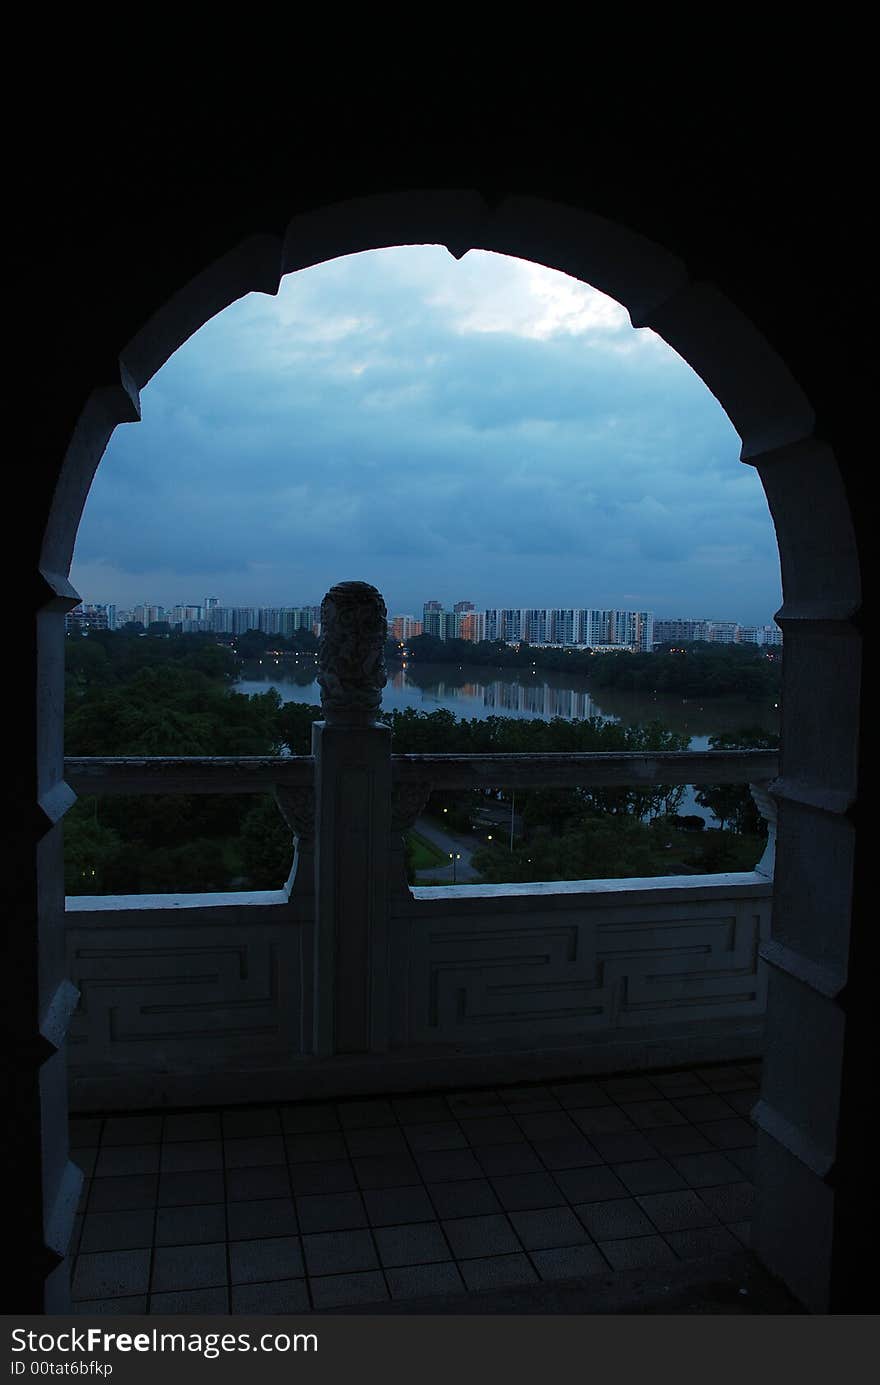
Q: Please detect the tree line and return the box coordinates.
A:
[64,629,777,894]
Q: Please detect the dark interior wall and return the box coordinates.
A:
[12,88,875,1310]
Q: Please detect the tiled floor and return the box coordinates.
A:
[68,1061,760,1314]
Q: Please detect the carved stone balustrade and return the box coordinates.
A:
[62,582,781,1111]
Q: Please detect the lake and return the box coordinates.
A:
[235,656,780,763]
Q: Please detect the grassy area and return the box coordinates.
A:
[406,830,449,872]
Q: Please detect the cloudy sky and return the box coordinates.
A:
[71,247,782,625]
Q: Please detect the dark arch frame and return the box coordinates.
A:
[29,190,862,1314]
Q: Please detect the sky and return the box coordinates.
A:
[71,246,782,626]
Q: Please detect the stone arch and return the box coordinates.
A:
[37,190,861,1313]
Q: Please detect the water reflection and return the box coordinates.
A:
[235,658,779,748]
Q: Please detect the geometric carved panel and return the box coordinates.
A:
[405,890,770,1044]
[66,907,303,1071]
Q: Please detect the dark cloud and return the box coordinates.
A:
[72,248,781,624]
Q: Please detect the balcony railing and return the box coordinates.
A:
[62,582,779,1111]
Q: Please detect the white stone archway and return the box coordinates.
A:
[36,191,861,1314]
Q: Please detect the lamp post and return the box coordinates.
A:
[448,851,461,883]
[510,790,516,851]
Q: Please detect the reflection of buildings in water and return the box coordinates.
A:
[391,668,601,721]
[483,680,594,720]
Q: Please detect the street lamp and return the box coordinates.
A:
[448,851,462,883]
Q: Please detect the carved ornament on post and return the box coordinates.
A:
[274,786,315,844]
[391,782,434,833]
[317,581,388,726]
[749,781,778,879]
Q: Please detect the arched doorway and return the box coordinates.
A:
[30,191,862,1314]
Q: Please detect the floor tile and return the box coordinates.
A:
[227,1198,298,1240]
[590,1132,657,1163]
[599,1235,677,1270]
[531,1244,607,1280]
[285,1132,349,1163]
[289,1160,356,1195]
[723,1089,759,1117]
[226,1165,292,1200]
[649,1072,711,1098]
[159,1141,222,1173]
[374,1221,451,1267]
[155,1203,227,1246]
[224,1136,286,1168]
[613,1159,687,1195]
[90,1176,158,1212]
[508,1206,591,1250]
[663,1226,742,1260]
[344,1127,408,1158]
[310,1271,388,1309]
[549,1081,608,1109]
[599,1077,660,1101]
[725,1148,755,1179]
[694,1066,757,1092]
[515,1112,578,1140]
[363,1185,436,1226]
[151,1242,227,1292]
[229,1236,304,1284]
[501,1089,561,1115]
[577,1197,655,1241]
[673,1095,737,1122]
[102,1116,163,1146]
[553,1165,629,1204]
[72,1296,148,1315]
[386,1262,465,1299]
[414,1149,482,1183]
[459,1253,538,1291]
[71,1148,98,1176]
[446,1091,505,1117]
[70,1119,103,1148]
[337,1099,396,1129]
[491,1172,566,1212]
[231,1279,310,1313]
[460,1116,524,1145]
[475,1142,543,1176]
[158,1171,224,1207]
[302,1229,378,1277]
[391,1097,451,1124]
[645,1125,714,1157]
[619,1100,689,1129]
[354,1153,423,1189]
[149,1287,228,1313]
[668,1152,744,1188]
[441,1214,522,1259]
[570,1106,636,1135]
[79,1209,155,1253]
[729,1220,751,1247]
[296,1191,367,1234]
[697,1119,756,1150]
[72,1249,152,1300]
[222,1108,281,1139]
[95,1145,160,1178]
[426,1179,502,1219]
[284,1130,349,1163]
[532,1136,603,1170]
[281,1104,341,1134]
[162,1112,221,1143]
[403,1122,468,1151]
[696,1181,755,1223]
[636,1190,719,1232]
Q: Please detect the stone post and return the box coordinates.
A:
[749,781,778,879]
[312,582,392,1056]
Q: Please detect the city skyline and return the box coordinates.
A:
[70,245,783,626]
